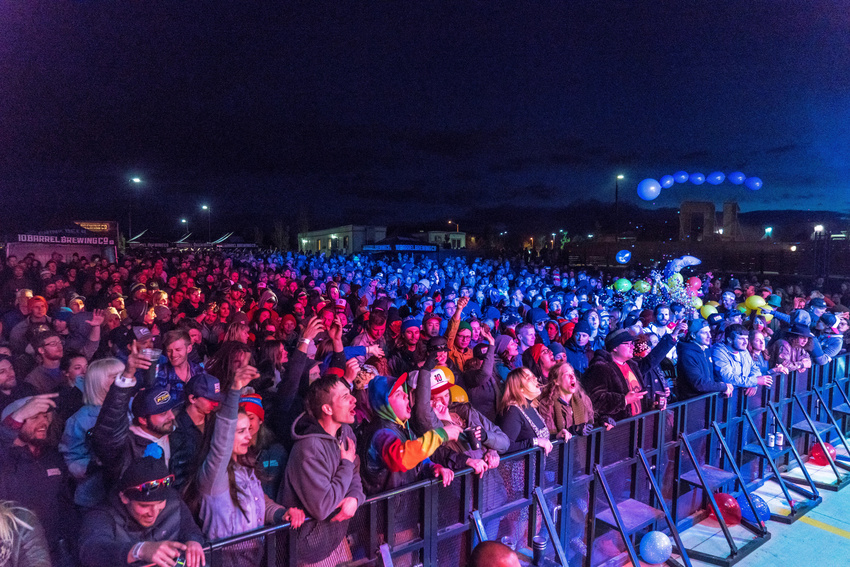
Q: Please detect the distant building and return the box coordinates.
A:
[298,225,386,254]
[424,230,466,249]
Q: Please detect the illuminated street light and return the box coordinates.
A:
[448,220,459,232]
[201,205,211,242]
[790,245,797,252]
[181,218,189,235]
[764,226,773,236]
[814,224,824,233]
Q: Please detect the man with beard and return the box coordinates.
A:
[388,319,426,376]
[0,394,79,566]
[91,342,182,485]
[0,353,37,414]
[713,324,773,396]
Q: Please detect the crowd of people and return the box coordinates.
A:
[0,247,848,567]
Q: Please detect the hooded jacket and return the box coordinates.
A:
[278,412,365,565]
[360,375,447,495]
[676,339,728,400]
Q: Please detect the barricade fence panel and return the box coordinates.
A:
[199,354,850,567]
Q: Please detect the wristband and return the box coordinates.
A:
[131,542,144,561]
[300,338,312,345]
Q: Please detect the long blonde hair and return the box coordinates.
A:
[500,367,537,414]
[84,358,124,406]
[0,501,36,564]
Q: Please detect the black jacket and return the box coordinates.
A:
[584,349,650,421]
[676,340,728,400]
[90,381,169,488]
[79,491,203,567]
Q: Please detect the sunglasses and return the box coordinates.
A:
[125,474,175,495]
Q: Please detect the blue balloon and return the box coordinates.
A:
[637,178,662,201]
[640,531,672,564]
[616,250,631,264]
[673,171,689,183]
[744,176,763,191]
[689,172,705,185]
[706,171,725,185]
[728,171,746,185]
[736,493,770,523]
[660,175,675,189]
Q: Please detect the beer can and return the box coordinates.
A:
[775,432,784,446]
[767,434,775,448]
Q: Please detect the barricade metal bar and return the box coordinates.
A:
[710,422,768,536]
[811,388,850,459]
[594,464,642,567]
[791,393,848,483]
[679,433,739,558]
[533,486,569,567]
[637,449,693,567]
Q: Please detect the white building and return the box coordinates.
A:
[298,225,386,254]
[425,230,466,249]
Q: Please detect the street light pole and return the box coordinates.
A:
[202,205,211,242]
[128,177,142,240]
[614,174,624,220]
[448,220,459,232]
[181,218,189,237]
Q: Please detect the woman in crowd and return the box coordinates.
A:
[191,365,304,566]
[498,367,553,455]
[59,358,122,507]
[494,335,519,382]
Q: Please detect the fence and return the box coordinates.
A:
[202,353,850,567]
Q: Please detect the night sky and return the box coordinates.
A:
[1,2,849,238]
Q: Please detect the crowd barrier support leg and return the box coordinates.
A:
[679,432,770,566]
[533,486,569,567]
[811,388,850,463]
[470,509,487,543]
[740,408,821,523]
[828,384,850,436]
[593,464,643,567]
[788,393,850,490]
[378,543,394,567]
[265,530,278,567]
[637,449,693,567]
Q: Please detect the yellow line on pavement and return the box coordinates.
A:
[799,516,850,540]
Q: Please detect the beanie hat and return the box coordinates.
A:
[688,319,709,337]
[605,329,634,351]
[494,335,514,356]
[573,320,592,337]
[118,456,173,501]
[400,318,421,333]
[528,343,545,364]
[458,321,473,333]
[239,393,265,421]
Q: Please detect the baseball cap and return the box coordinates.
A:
[186,373,223,403]
[131,388,183,419]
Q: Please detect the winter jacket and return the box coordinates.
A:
[90,378,170,487]
[445,317,474,372]
[0,505,52,567]
[712,343,761,388]
[460,341,500,423]
[60,403,107,507]
[278,412,365,565]
[676,340,728,400]
[79,492,203,567]
[360,375,447,495]
[583,349,650,421]
[431,402,509,470]
[564,339,589,377]
[169,409,204,491]
[0,427,79,564]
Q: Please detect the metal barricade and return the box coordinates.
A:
[201,353,850,567]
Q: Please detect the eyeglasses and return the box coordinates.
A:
[125,474,174,495]
[43,340,63,348]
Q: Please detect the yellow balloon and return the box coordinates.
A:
[449,385,468,403]
[735,302,747,313]
[745,295,766,310]
[764,313,774,323]
[706,301,720,307]
[700,305,718,319]
[691,296,703,309]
